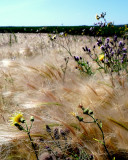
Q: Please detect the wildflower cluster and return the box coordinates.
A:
[83,35,127,75]
[74,56,93,75]
[44,125,93,160]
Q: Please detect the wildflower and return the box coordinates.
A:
[111,51,114,56]
[46,125,51,133]
[96,14,100,20]
[60,129,66,137]
[88,48,91,52]
[64,33,67,37]
[30,116,34,122]
[74,56,79,61]
[53,128,60,140]
[9,112,24,126]
[106,38,110,43]
[100,45,105,51]
[122,48,127,52]
[107,22,112,27]
[70,112,76,117]
[97,38,102,46]
[119,41,123,47]
[113,35,117,42]
[99,54,104,61]
[51,35,56,40]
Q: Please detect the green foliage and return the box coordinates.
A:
[0,25,127,37]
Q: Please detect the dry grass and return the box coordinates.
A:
[0,33,127,160]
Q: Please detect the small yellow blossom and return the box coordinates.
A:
[64,33,67,37]
[51,35,56,40]
[99,54,104,61]
[70,112,77,117]
[96,14,100,20]
[9,112,23,126]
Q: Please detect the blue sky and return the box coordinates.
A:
[0,0,128,26]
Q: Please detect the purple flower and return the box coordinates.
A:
[74,56,79,61]
[122,48,127,52]
[105,59,108,63]
[110,41,114,45]
[83,46,89,52]
[119,41,123,46]
[54,128,60,140]
[46,125,51,133]
[114,35,117,42]
[111,51,114,56]
[123,53,126,57]
[90,154,93,160]
[97,39,102,46]
[106,38,110,43]
[88,48,91,52]
[100,45,105,51]
[110,48,112,52]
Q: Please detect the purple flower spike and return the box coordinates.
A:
[106,38,110,43]
[74,56,79,61]
[114,35,117,42]
[122,48,127,52]
[100,45,105,51]
[119,41,123,46]
[123,53,126,57]
[111,51,114,56]
[88,48,91,52]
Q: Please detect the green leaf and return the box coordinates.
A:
[108,118,128,131]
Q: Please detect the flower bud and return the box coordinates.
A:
[46,125,51,133]
[83,108,89,114]
[30,116,34,122]
[88,110,93,115]
[20,118,25,123]
[14,122,20,127]
[76,116,83,122]
[14,123,24,131]
[54,128,60,140]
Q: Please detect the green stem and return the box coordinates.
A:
[89,115,112,160]
[27,132,39,160]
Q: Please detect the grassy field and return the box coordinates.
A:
[0,33,128,160]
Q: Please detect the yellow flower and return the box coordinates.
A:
[70,112,77,117]
[96,14,100,20]
[51,35,56,40]
[99,54,104,61]
[64,33,67,37]
[9,112,23,126]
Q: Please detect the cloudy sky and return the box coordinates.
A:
[0,0,128,26]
